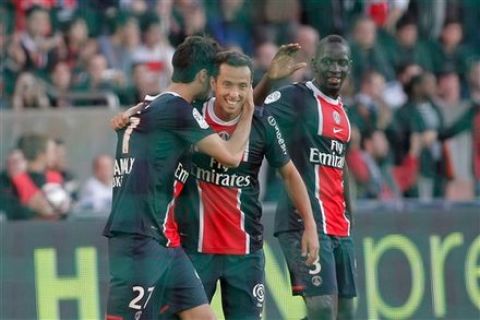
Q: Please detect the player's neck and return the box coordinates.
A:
[166,83,196,103]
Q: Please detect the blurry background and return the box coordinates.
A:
[0,0,479,319]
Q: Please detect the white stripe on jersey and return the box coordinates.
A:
[237,189,250,254]
[243,141,250,162]
[314,164,327,234]
[197,181,205,252]
[162,181,177,247]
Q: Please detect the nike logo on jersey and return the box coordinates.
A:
[333,128,343,134]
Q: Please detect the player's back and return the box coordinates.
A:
[103,92,212,246]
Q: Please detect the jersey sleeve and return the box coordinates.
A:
[152,97,214,145]
[263,85,299,138]
[262,111,290,168]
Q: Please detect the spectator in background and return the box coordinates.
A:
[252,41,278,85]
[6,134,70,219]
[435,70,475,199]
[347,129,399,199]
[381,14,433,73]
[392,73,450,198]
[0,149,31,219]
[48,61,73,107]
[206,0,253,54]
[429,19,474,82]
[98,15,140,85]
[349,70,391,134]
[118,62,162,106]
[253,0,299,46]
[74,154,113,216]
[131,16,174,91]
[18,6,62,77]
[290,24,319,82]
[56,16,97,74]
[49,138,79,201]
[12,72,50,110]
[383,62,423,109]
[349,16,395,89]
[73,53,125,98]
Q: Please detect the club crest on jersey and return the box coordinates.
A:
[333,111,341,124]
[192,108,209,129]
[312,275,323,287]
[264,91,281,104]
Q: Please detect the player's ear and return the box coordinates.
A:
[210,76,216,88]
[197,69,208,83]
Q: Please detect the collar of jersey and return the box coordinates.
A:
[144,91,181,104]
[204,97,241,126]
[306,81,341,106]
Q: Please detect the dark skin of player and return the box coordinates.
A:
[306,40,355,320]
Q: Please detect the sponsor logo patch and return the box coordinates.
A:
[264,91,281,104]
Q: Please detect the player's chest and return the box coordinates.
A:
[302,97,351,143]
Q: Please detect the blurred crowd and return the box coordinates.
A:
[1,0,479,220]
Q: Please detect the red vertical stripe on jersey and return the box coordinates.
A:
[317,166,350,236]
[198,181,247,254]
[163,181,184,247]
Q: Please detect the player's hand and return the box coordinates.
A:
[267,43,307,80]
[110,102,143,130]
[301,225,319,266]
[242,85,255,115]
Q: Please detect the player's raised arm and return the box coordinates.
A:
[196,85,255,167]
[278,161,319,265]
[253,43,307,105]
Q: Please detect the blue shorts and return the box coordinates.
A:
[277,232,357,298]
[105,234,208,320]
[188,250,265,320]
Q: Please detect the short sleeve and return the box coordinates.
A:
[151,96,214,145]
[263,112,290,168]
[263,85,299,138]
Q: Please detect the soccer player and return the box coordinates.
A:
[173,50,319,320]
[257,35,357,319]
[103,36,254,320]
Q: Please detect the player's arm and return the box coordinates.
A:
[278,161,319,265]
[110,102,143,129]
[343,164,354,226]
[196,86,255,167]
[253,43,307,106]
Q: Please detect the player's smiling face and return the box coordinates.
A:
[313,43,351,98]
[212,64,252,121]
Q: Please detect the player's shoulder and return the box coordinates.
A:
[147,93,191,112]
[263,82,310,105]
[253,106,281,129]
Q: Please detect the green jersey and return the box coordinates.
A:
[103,92,214,247]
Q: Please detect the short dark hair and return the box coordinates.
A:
[213,50,253,80]
[17,133,49,161]
[171,36,221,83]
[317,34,350,55]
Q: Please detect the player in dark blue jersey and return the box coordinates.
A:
[104,36,255,320]
[256,35,357,320]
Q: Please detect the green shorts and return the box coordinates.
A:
[188,249,265,320]
[277,232,357,298]
[105,234,208,320]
